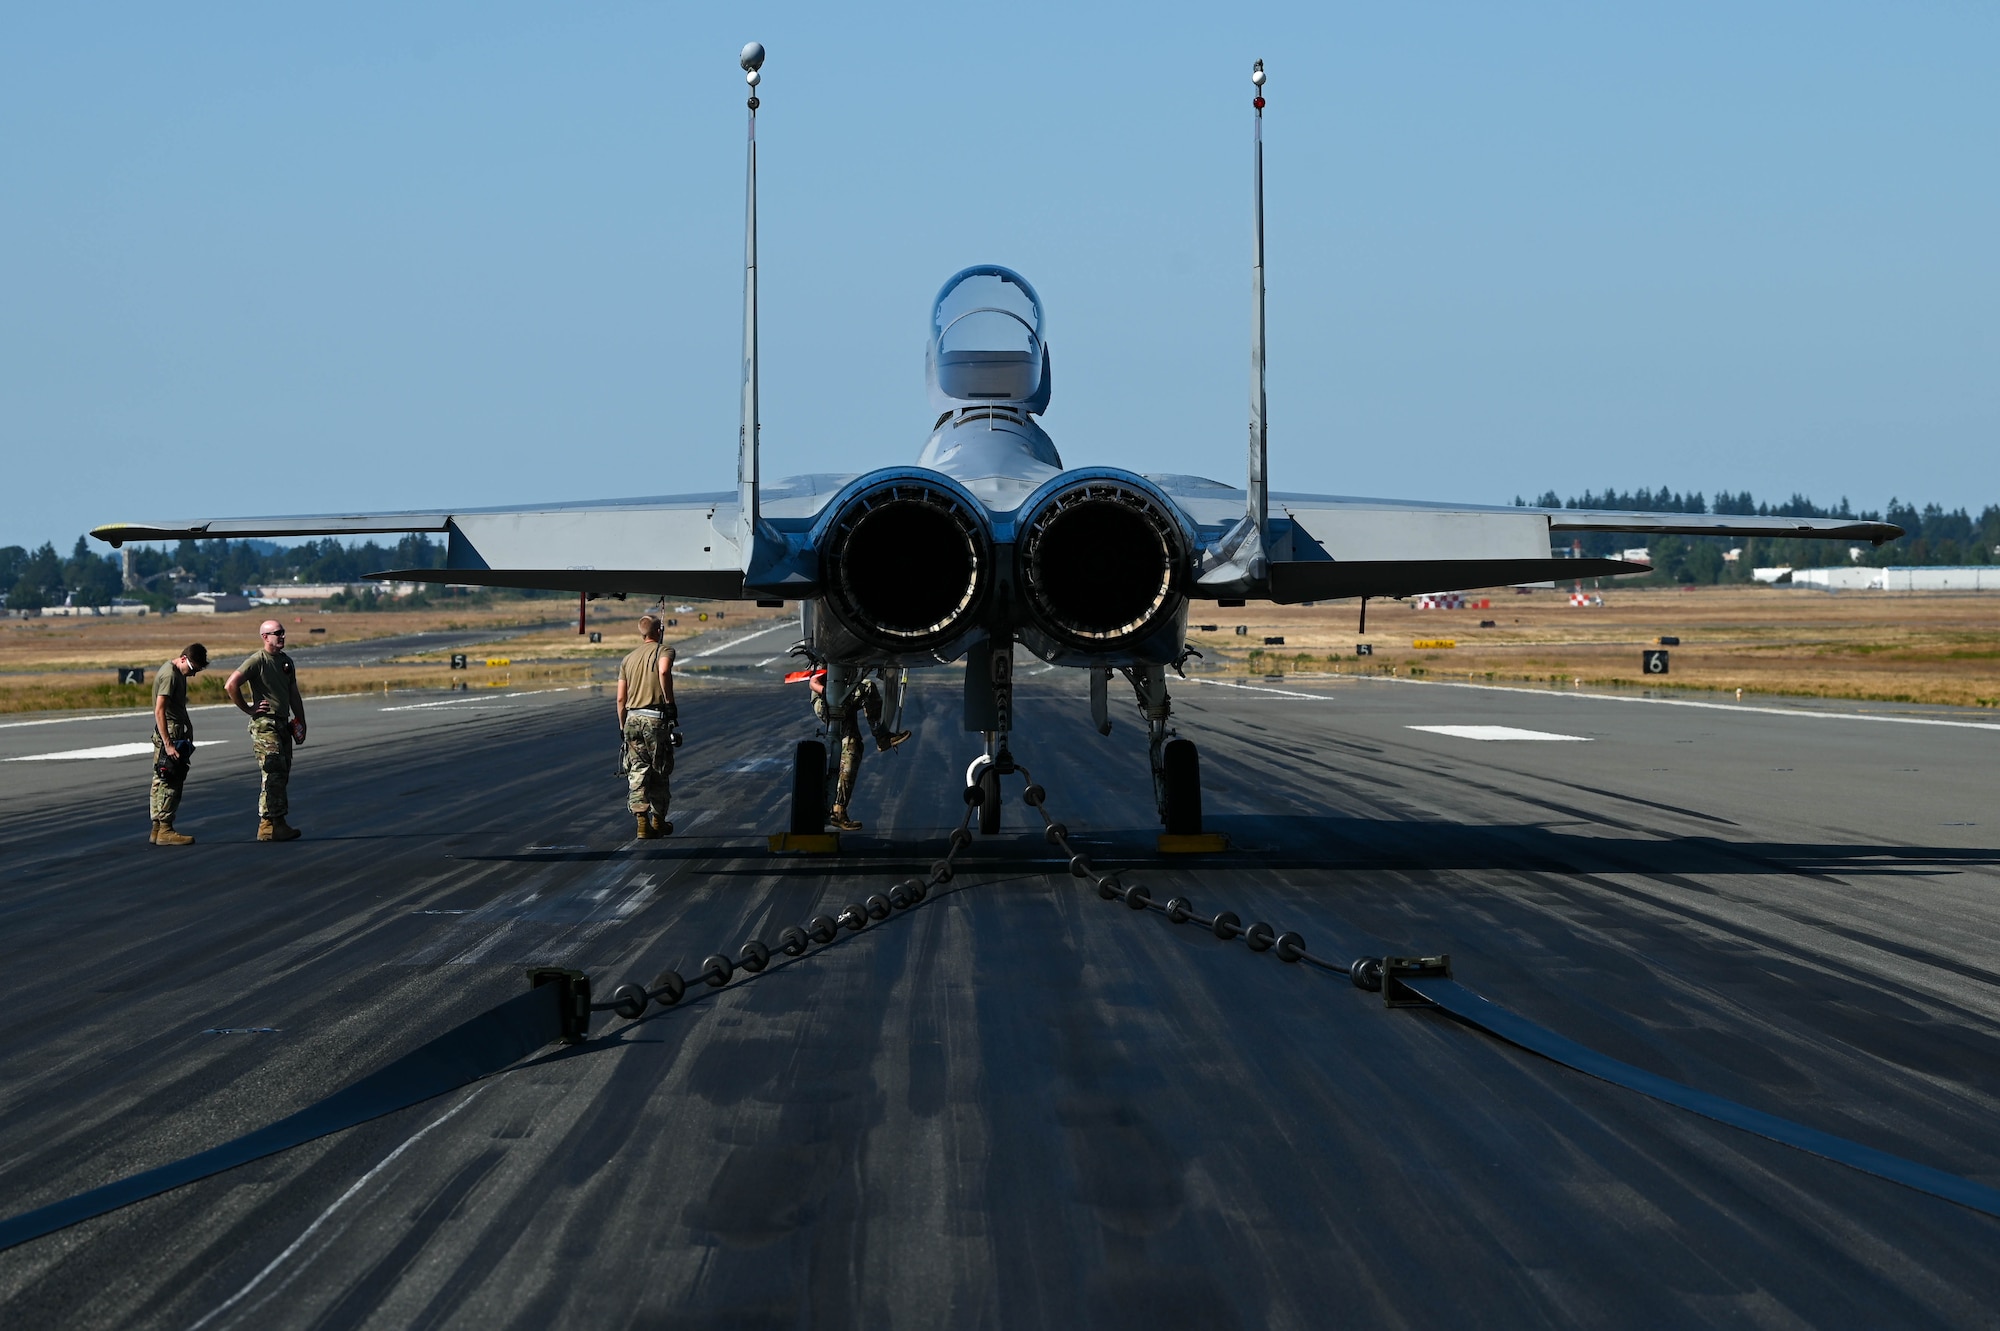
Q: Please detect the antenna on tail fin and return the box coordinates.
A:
[737,42,767,564]
[1248,58,1270,564]
[1195,58,1274,595]
[735,41,795,591]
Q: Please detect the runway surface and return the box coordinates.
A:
[1,653,1997,1328]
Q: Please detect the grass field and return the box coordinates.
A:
[1188,585,2000,708]
[3,587,1995,714]
[0,598,787,714]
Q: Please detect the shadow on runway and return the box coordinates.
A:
[1201,814,2000,879]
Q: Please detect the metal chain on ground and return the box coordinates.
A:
[1019,772,1368,979]
[594,788,985,1022]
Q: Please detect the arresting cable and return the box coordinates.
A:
[7,775,1994,1254]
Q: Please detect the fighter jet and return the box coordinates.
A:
[93,46,1900,836]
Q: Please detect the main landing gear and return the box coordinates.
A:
[790,739,827,833]
[1127,663,1203,836]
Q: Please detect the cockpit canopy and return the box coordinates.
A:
[927,265,1051,414]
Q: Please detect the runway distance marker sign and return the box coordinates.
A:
[1413,639,1457,650]
[1643,649,1670,674]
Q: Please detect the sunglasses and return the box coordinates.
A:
[264,630,286,639]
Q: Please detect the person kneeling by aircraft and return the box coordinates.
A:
[805,665,909,833]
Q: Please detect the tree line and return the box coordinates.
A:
[1513,490,2000,584]
[7,491,1997,608]
[0,535,468,611]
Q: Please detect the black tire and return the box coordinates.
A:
[978,765,1002,835]
[791,740,828,832]
[1162,738,1202,835]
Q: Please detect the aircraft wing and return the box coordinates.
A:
[91,494,756,600]
[1148,477,1905,603]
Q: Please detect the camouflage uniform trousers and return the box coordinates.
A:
[622,713,674,817]
[815,681,888,810]
[250,717,292,820]
[150,727,192,823]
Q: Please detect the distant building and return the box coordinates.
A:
[1784,566,1998,591]
[1880,566,2000,592]
[256,584,360,599]
[1752,566,1793,583]
[176,592,254,614]
[1790,567,1881,590]
[39,603,151,616]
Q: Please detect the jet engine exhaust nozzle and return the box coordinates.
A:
[822,479,988,653]
[1021,481,1186,649]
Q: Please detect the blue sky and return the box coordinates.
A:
[3,2,1995,553]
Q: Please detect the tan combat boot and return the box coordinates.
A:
[651,811,673,837]
[635,813,657,840]
[259,818,302,842]
[148,822,159,844]
[828,806,862,832]
[154,822,195,846]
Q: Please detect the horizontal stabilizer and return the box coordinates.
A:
[1547,511,1902,544]
[92,512,453,545]
[1265,558,1645,604]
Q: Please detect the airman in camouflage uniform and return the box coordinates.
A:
[616,615,677,840]
[225,620,306,841]
[810,668,909,832]
[148,643,208,845]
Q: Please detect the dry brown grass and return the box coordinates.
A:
[0,598,792,715]
[7,588,1992,714]
[1188,586,2000,709]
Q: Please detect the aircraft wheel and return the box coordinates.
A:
[791,740,828,832]
[978,765,1002,835]
[1162,738,1202,835]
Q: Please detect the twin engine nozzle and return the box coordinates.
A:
[815,469,1190,660]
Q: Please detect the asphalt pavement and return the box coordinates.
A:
[0,666,1996,1328]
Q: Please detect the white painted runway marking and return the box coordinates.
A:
[721,755,788,773]
[693,623,787,657]
[1365,675,2000,732]
[380,695,490,712]
[0,702,238,730]
[0,685,588,731]
[1186,672,2000,733]
[754,655,782,667]
[6,740,228,762]
[1408,725,1592,743]
[1182,677,1333,701]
